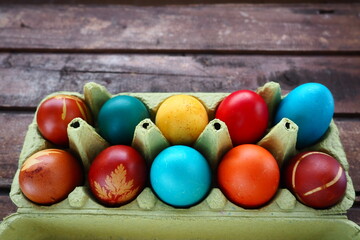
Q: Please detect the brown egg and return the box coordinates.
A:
[284,151,347,209]
[19,149,83,205]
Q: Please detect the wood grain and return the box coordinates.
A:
[1,0,359,5]
[1,53,359,114]
[348,207,360,226]
[0,194,17,221]
[336,119,360,192]
[0,112,33,188]
[0,4,359,52]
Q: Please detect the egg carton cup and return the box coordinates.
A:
[1,82,359,240]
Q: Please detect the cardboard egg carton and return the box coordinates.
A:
[1,82,359,240]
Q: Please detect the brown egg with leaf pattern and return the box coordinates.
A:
[88,145,147,207]
[19,149,83,205]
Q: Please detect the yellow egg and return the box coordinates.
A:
[155,95,209,145]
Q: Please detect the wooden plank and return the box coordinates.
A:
[1,0,359,5]
[0,194,17,221]
[336,119,360,193]
[0,112,33,188]
[0,111,359,190]
[347,207,360,226]
[1,53,359,113]
[0,4,359,52]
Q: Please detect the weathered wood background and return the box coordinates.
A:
[0,5,359,52]
[0,3,359,225]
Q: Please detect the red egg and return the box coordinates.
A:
[217,144,280,208]
[215,90,269,146]
[88,145,147,207]
[36,94,92,146]
[19,149,83,205]
[284,151,347,209]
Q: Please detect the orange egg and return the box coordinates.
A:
[19,149,83,205]
[217,144,279,208]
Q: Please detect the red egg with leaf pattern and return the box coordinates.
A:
[36,94,92,146]
[88,145,147,207]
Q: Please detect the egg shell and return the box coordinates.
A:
[274,83,334,149]
[150,145,211,207]
[88,145,147,207]
[155,95,209,145]
[217,144,280,208]
[284,151,347,209]
[215,90,269,146]
[36,95,92,146]
[19,149,83,205]
[97,95,150,145]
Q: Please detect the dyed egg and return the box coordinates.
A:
[155,95,208,145]
[217,144,280,208]
[88,145,147,207]
[284,151,347,209]
[98,95,150,145]
[274,83,334,149]
[36,95,92,146]
[19,149,83,205]
[215,90,269,145]
[150,145,211,207]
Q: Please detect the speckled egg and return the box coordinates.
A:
[155,95,209,145]
[274,83,334,149]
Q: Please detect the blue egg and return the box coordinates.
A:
[150,145,211,207]
[274,83,334,149]
[98,95,149,145]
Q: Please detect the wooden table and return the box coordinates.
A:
[0,0,359,229]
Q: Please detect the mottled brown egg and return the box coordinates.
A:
[19,149,83,205]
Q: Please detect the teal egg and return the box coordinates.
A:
[274,83,334,149]
[98,95,150,145]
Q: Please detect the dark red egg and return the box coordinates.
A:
[284,151,347,209]
[88,145,147,207]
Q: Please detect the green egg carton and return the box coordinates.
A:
[1,82,359,240]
